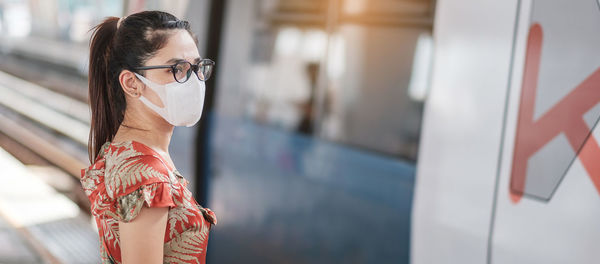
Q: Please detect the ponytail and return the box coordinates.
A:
[88,17,123,163]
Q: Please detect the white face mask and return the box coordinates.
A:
[134,73,205,127]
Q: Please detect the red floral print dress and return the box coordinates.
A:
[80,140,217,264]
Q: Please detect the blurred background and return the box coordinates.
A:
[0,0,435,263]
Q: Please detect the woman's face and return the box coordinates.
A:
[142,29,200,84]
[137,29,200,107]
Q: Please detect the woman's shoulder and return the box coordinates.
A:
[81,140,178,222]
[102,140,173,199]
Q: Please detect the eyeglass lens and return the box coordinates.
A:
[174,60,214,83]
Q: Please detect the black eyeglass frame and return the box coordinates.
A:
[132,58,215,83]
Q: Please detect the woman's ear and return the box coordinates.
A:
[119,70,142,98]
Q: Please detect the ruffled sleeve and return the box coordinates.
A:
[116,181,175,222]
[104,150,176,223]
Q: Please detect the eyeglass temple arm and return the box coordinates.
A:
[133,65,173,70]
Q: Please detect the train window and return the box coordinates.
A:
[216,0,435,162]
[236,0,329,133]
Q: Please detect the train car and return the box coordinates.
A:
[413,0,600,263]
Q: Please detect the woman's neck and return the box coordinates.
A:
[113,111,173,153]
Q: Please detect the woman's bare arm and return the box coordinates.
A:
[119,206,169,264]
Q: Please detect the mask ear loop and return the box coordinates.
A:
[134,73,168,110]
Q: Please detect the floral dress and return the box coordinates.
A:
[80,140,217,264]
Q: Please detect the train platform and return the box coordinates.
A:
[0,146,99,263]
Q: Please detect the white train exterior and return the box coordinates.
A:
[413,0,600,263]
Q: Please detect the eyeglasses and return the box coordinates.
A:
[133,59,215,83]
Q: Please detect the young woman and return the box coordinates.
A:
[80,11,217,264]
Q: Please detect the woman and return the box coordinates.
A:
[80,10,217,264]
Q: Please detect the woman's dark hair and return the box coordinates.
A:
[88,11,196,163]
